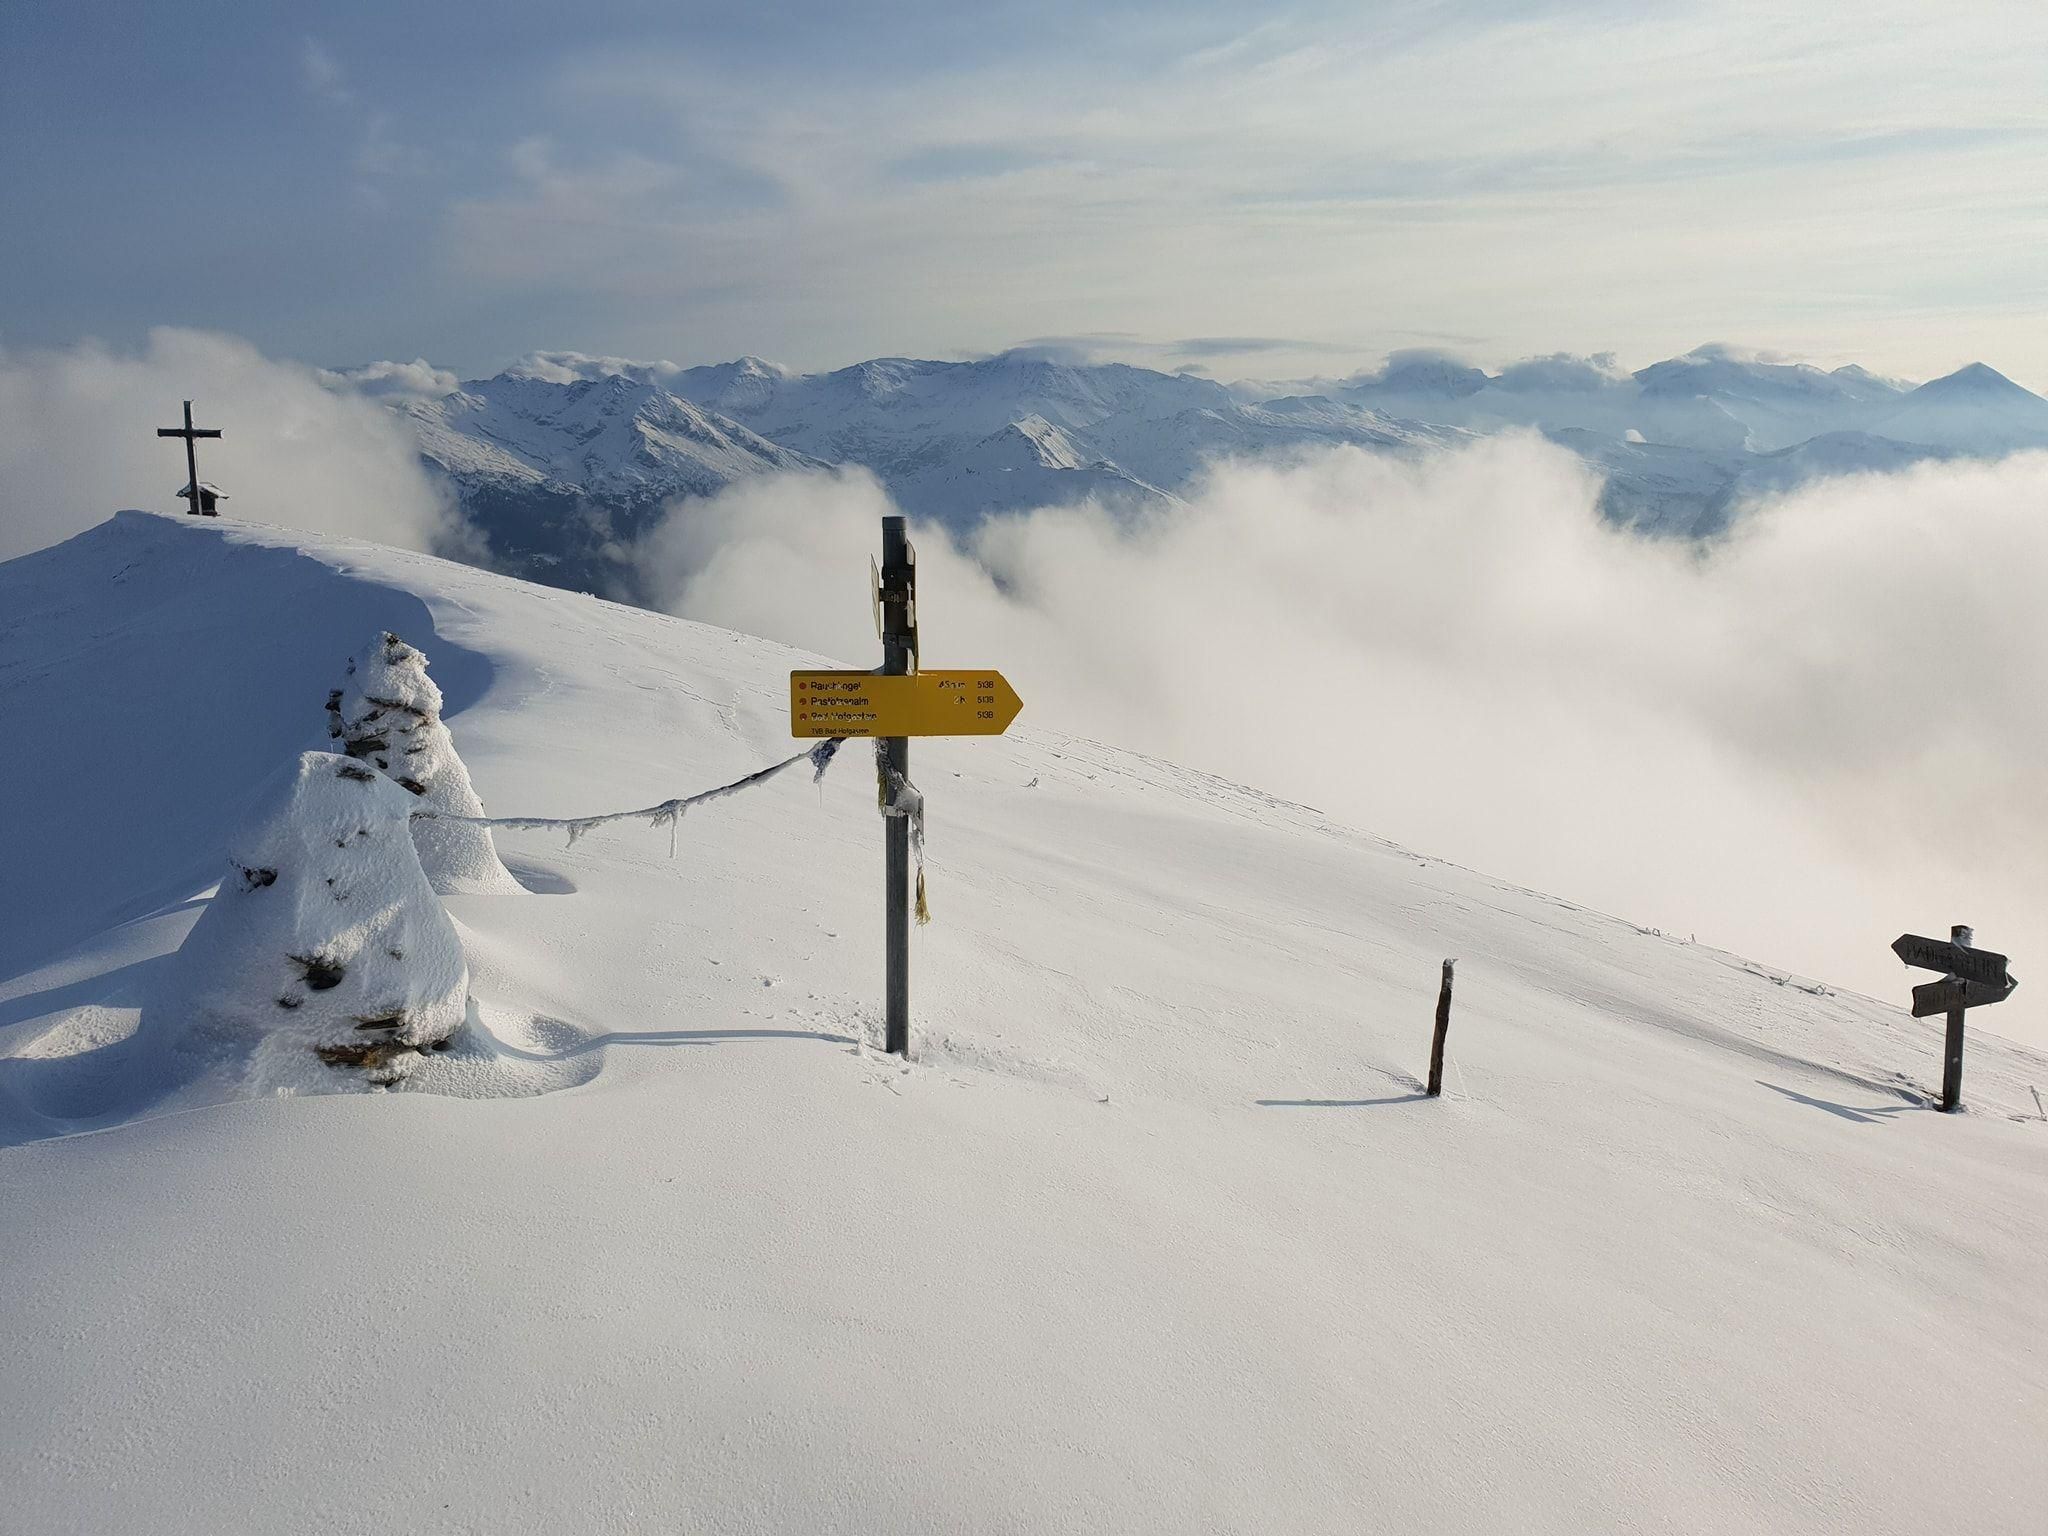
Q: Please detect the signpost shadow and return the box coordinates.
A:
[1758,1080,1926,1125]
[1256,1093,1432,1108]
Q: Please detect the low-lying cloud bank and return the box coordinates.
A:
[639,440,2048,1034]
[0,328,459,561]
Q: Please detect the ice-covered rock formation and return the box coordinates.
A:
[169,751,469,1086]
[327,630,520,893]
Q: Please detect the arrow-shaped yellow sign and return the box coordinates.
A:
[790,670,1024,738]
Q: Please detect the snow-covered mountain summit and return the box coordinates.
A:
[1633,351,1910,451]
[394,370,821,590]
[404,370,817,500]
[1872,363,2048,454]
[666,354,790,417]
[661,350,1261,512]
[2,511,2044,1532]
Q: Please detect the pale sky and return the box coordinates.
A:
[5,0,2045,386]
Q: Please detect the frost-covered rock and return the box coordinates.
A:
[327,630,520,893]
[170,751,469,1087]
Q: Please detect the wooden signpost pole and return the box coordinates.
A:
[879,516,915,1058]
[1942,924,1972,1113]
[790,522,1021,1062]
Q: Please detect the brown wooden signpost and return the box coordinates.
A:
[794,516,1022,1058]
[1892,932,2010,989]
[1892,926,2017,1112]
[1909,975,2017,1018]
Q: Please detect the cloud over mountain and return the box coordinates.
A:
[634,437,2048,1022]
[0,330,462,564]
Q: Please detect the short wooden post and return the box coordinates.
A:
[1427,959,1456,1097]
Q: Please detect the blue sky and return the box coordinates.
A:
[5,0,2045,384]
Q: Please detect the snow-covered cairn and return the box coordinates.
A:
[173,751,468,1086]
[326,631,520,893]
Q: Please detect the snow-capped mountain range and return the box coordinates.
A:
[332,347,2048,595]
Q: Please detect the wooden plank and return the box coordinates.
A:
[1892,933,2009,987]
[1911,976,2017,1017]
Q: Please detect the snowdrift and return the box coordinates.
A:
[0,511,2043,1534]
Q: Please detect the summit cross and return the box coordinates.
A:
[156,399,223,516]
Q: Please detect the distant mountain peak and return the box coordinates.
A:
[1870,362,2048,452]
[1918,362,2026,397]
[997,414,1085,469]
[1828,363,1906,389]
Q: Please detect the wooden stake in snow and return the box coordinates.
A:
[156,399,223,517]
[1427,959,1456,1097]
[1943,924,1972,1113]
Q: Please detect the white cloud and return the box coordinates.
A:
[0,329,460,561]
[355,112,433,182]
[636,439,2048,1041]
[300,36,351,106]
[298,37,429,206]
[504,351,685,386]
[434,2,2048,385]
[319,357,461,400]
[1492,353,1629,393]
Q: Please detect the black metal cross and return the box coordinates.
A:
[157,399,223,516]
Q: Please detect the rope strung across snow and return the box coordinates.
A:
[413,737,847,855]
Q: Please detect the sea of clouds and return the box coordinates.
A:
[638,440,2048,1029]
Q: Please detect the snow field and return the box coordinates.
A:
[0,511,2043,1534]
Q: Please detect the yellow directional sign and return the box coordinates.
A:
[790,670,1024,738]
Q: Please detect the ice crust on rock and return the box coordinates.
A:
[169,750,469,1087]
[327,630,520,893]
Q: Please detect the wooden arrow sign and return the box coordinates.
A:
[790,670,1024,738]
[1891,933,2010,988]
[1911,974,2019,1018]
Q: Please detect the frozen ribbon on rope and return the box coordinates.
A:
[876,743,931,926]
[414,737,846,855]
